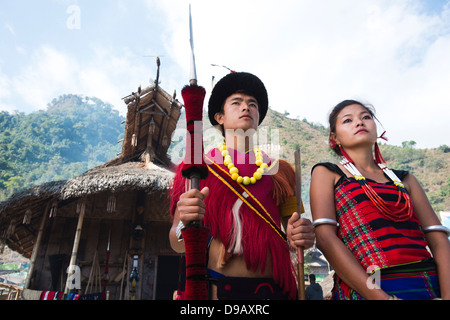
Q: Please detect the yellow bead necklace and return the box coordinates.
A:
[219,142,269,185]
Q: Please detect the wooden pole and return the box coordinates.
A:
[64,198,86,293]
[84,250,96,294]
[294,148,306,300]
[24,201,50,289]
[119,250,128,300]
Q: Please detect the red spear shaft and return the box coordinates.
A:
[180,84,209,301]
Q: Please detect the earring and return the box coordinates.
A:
[329,139,337,148]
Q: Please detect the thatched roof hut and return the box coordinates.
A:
[0,59,185,300]
[0,161,174,258]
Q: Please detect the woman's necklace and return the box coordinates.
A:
[340,156,413,222]
[219,142,268,185]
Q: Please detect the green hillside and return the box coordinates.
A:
[0,97,448,214]
[0,94,125,201]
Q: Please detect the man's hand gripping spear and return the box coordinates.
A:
[179,4,210,300]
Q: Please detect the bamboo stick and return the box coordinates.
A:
[24,201,50,289]
[85,250,97,294]
[64,198,86,293]
[294,148,306,300]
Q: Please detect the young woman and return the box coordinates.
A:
[306,99,449,300]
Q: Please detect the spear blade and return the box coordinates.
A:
[189,4,197,86]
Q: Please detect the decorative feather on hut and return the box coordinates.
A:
[0,58,184,300]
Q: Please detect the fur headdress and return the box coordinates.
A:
[208,72,268,126]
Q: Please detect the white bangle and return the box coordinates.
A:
[312,218,339,228]
[176,221,185,241]
[422,225,450,237]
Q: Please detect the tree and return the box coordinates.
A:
[401,141,417,149]
[0,94,124,201]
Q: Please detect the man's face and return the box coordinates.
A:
[214,93,260,132]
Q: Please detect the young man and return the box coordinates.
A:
[305,274,323,300]
[169,72,314,300]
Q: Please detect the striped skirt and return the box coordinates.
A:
[332,259,441,300]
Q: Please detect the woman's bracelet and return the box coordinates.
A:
[176,221,185,242]
[312,218,339,228]
[422,225,450,237]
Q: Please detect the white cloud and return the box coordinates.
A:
[154,0,450,148]
[4,45,153,114]
[4,22,16,36]
[0,0,448,148]
[0,72,14,112]
[10,46,78,110]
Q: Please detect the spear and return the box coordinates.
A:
[294,148,306,300]
[180,3,209,300]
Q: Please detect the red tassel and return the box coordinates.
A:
[375,131,387,164]
[374,142,386,165]
[179,85,210,299]
[181,225,210,300]
[181,85,209,179]
[339,145,354,164]
[378,131,388,141]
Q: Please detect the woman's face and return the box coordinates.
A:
[332,103,378,149]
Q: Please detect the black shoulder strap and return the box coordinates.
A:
[311,162,346,177]
[391,169,409,181]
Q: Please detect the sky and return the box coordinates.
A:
[442,211,450,229]
[0,0,449,149]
